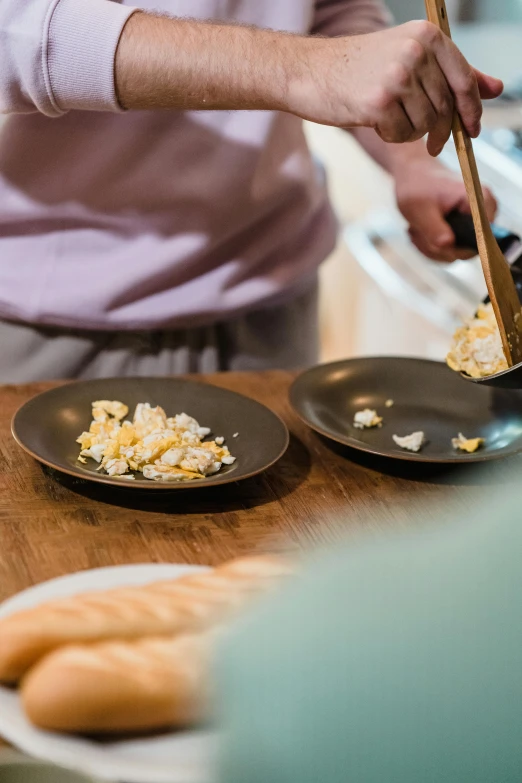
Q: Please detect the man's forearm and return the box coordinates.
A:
[114,13,499,152]
[115,12,293,112]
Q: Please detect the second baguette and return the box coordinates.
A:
[22,630,215,733]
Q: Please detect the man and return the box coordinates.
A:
[0,1,500,380]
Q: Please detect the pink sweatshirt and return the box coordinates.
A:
[0,0,389,331]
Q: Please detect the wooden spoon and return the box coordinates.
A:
[425,0,522,366]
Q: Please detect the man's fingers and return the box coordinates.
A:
[400,79,438,141]
[440,53,482,138]
[474,69,503,100]
[411,22,483,138]
[374,99,414,143]
[484,188,498,222]
[409,228,476,262]
[402,199,454,248]
[408,228,452,261]
[426,127,451,158]
[423,69,500,156]
[420,59,454,156]
[452,248,477,260]
[452,186,497,222]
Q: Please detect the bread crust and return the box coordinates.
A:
[22,631,214,733]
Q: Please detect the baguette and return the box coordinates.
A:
[22,630,216,733]
[0,555,292,683]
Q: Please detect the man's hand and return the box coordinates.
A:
[394,155,497,262]
[350,130,498,263]
[115,14,502,154]
[289,21,503,152]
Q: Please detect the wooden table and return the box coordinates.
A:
[0,371,517,603]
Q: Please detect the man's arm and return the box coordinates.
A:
[114,11,501,155]
[114,13,290,113]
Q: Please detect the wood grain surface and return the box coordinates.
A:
[0,371,517,603]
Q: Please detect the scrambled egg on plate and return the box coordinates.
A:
[446,303,507,378]
[77,400,236,482]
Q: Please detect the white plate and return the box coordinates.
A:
[0,564,218,783]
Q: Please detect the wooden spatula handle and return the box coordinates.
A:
[424,0,491,254]
[424,0,451,36]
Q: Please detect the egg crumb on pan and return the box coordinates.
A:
[353,409,383,429]
[76,400,236,482]
[452,433,485,453]
[446,303,507,378]
[392,431,425,452]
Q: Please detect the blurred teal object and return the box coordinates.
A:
[217,484,522,783]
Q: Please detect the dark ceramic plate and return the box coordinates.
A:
[290,357,522,463]
[12,377,289,489]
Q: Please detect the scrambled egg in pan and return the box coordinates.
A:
[77,400,236,482]
[452,433,484,453]
[353,409,382,429]
[392,431,425,452]
[446,303,507,378]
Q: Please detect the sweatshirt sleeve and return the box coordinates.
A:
[0,0,136,116]
[311,0,392,36]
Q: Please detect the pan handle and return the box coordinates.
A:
[446,209,519,255]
